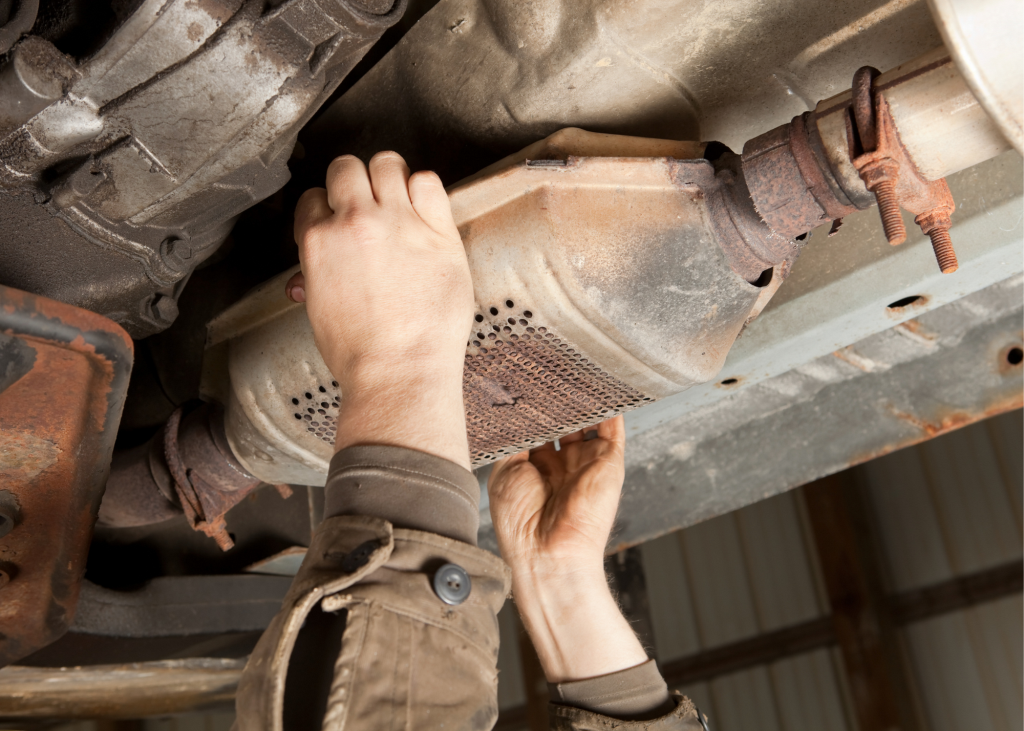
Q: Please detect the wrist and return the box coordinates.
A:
[512,564,648,683]
[331,347,465,395]
[332,355,470,470]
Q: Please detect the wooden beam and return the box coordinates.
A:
[892,558,1023,624]
[661,616,835,688]
[803,473,922,731]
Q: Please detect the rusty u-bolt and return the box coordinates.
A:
[850,66,958,273]
[851,67,906,245]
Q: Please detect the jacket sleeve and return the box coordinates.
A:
[549,692,709,731]
[234,446,510,731]
[234,446,707,731]
[547,658,708,730]
[549,659,673,719]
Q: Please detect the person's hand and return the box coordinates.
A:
[488,416,649,682]
[489,417,626,573]
[290,152,474,469]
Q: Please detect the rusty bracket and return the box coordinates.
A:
[162,406,263,552]
[0,285,133,667]
[851,66,958,274]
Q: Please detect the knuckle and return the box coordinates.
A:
[371,150,404,164]
[410,169,441,186]
[326,155,360,179]
[329,154,358,167]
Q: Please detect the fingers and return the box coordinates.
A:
[597,415,626,451]
[559,430,586,446]
[294,187,332,246]
[529,441,557,456]
[409,170,458,236]
[325,155,373,215]
[368,151,412,209]
[285,271,305,303]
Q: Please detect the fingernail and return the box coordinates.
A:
[289,286,305,303]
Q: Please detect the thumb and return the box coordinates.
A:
[488,452,547,529]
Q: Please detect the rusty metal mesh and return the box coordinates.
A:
[464,300,653,466]
[287,301,653,462]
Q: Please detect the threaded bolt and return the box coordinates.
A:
[928,226,958,274]
[870,180,906,245]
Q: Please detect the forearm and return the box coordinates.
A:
[511,562,649,683]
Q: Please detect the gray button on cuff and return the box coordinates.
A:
[433,563,471,605]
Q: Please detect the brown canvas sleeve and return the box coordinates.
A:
[324,445,480,545]
[549,691,708,731]
[548,659,674,720]
[234,516,512,731]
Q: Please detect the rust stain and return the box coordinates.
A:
[893,318,937,344]
[833,347,880,373]
[851,72,958,272]
[998,340,1024,375]
[849,393,1024,466]
[885,295,930,319]
[0,431,60,482]
[463,306,651,465]
[0,285,132,667]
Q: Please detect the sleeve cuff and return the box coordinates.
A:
[324,445,480,545]
[548,659,673,721]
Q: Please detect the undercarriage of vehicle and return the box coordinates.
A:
[0,0,1021,718]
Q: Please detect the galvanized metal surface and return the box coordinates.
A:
[607,274,1021,552]
[0,285,133,667]
[0,0,406,336]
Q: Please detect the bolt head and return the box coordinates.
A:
[151,294,179,323]
[161,238,194,270]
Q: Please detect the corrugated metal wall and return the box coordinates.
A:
[863,411,1023,731]
[641,490,851,731]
